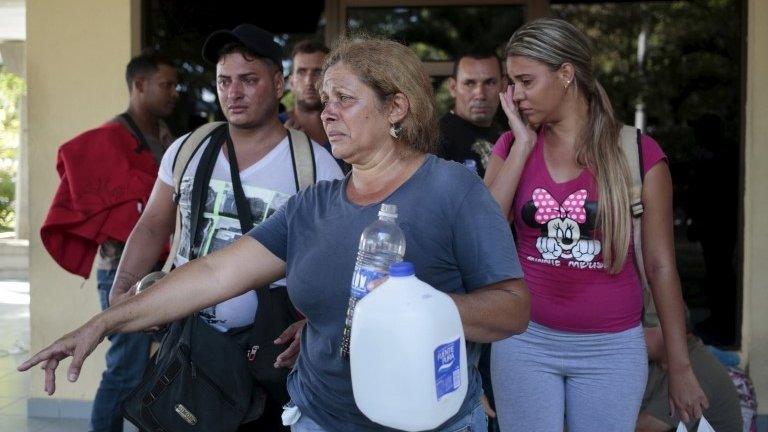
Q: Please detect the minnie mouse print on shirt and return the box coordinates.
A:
[521,187,602,265]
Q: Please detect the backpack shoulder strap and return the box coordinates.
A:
[287,128,317,192]
[162,121,226,273]
[620,124,659,327]
[621,124,644,218]
[171,121,227,199]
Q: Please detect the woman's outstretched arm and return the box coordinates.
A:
[18,236,285,395]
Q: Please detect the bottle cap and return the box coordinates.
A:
[389,261,415,277]
[379,203,398,218]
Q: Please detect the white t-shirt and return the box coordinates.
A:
[159,131,344,331]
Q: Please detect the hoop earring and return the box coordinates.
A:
[389,122,403,140]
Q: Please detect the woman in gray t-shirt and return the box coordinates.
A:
[20,38,530,432]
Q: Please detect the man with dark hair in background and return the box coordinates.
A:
[40,51,179,432]
[437,50,505,178]
[281,40,329,144]
[281,40,347,172]
[436,50,506,432]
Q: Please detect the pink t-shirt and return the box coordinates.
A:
[492,129,666,332]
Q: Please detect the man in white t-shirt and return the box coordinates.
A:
[106,24,343,430]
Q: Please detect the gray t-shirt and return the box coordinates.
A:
[249,154,523,431]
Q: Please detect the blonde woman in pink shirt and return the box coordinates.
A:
[484,18,707,432]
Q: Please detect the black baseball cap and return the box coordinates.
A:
[202,24,283,66]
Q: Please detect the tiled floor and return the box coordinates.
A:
[0,280,90,431]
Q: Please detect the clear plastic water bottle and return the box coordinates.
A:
[340,203,406,358]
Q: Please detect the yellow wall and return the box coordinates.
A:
[26,0,135,402]
[744,0,768,414]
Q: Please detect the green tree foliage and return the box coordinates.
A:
[346,5,524,61]
[143,1,740,163]
[345,5,525,116]
[0,70,24,231]
[552,0,742,163]
[0,71,23,133]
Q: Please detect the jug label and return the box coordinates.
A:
[350,265,386,300]
[434,338,461,400]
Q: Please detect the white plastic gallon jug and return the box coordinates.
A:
[350,262,468,431]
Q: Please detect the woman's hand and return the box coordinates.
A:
[499,85,536,161]
[17,319,106,395]
[481,393,497,419]
[274,319,307,368]
[668,364,709,423]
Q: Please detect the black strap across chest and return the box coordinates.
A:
[188,128,254,259]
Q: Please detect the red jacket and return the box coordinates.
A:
[40,121,160,278]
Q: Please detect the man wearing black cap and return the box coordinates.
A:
[105,24,343,430]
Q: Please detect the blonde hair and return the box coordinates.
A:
[322,36,438,154]
[506,18,632,274]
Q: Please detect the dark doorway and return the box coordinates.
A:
[551,0,744,347]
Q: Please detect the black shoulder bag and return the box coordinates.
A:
[192,128,300,406]
[122,312,260,431]
[122,128,299,431]
[216,130,300,408]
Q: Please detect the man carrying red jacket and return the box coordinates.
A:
[40,51,178,432]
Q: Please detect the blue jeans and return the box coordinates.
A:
[90,269,152,432]
[289,401,487,432]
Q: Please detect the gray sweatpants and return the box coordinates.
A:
[491,321,648,432]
